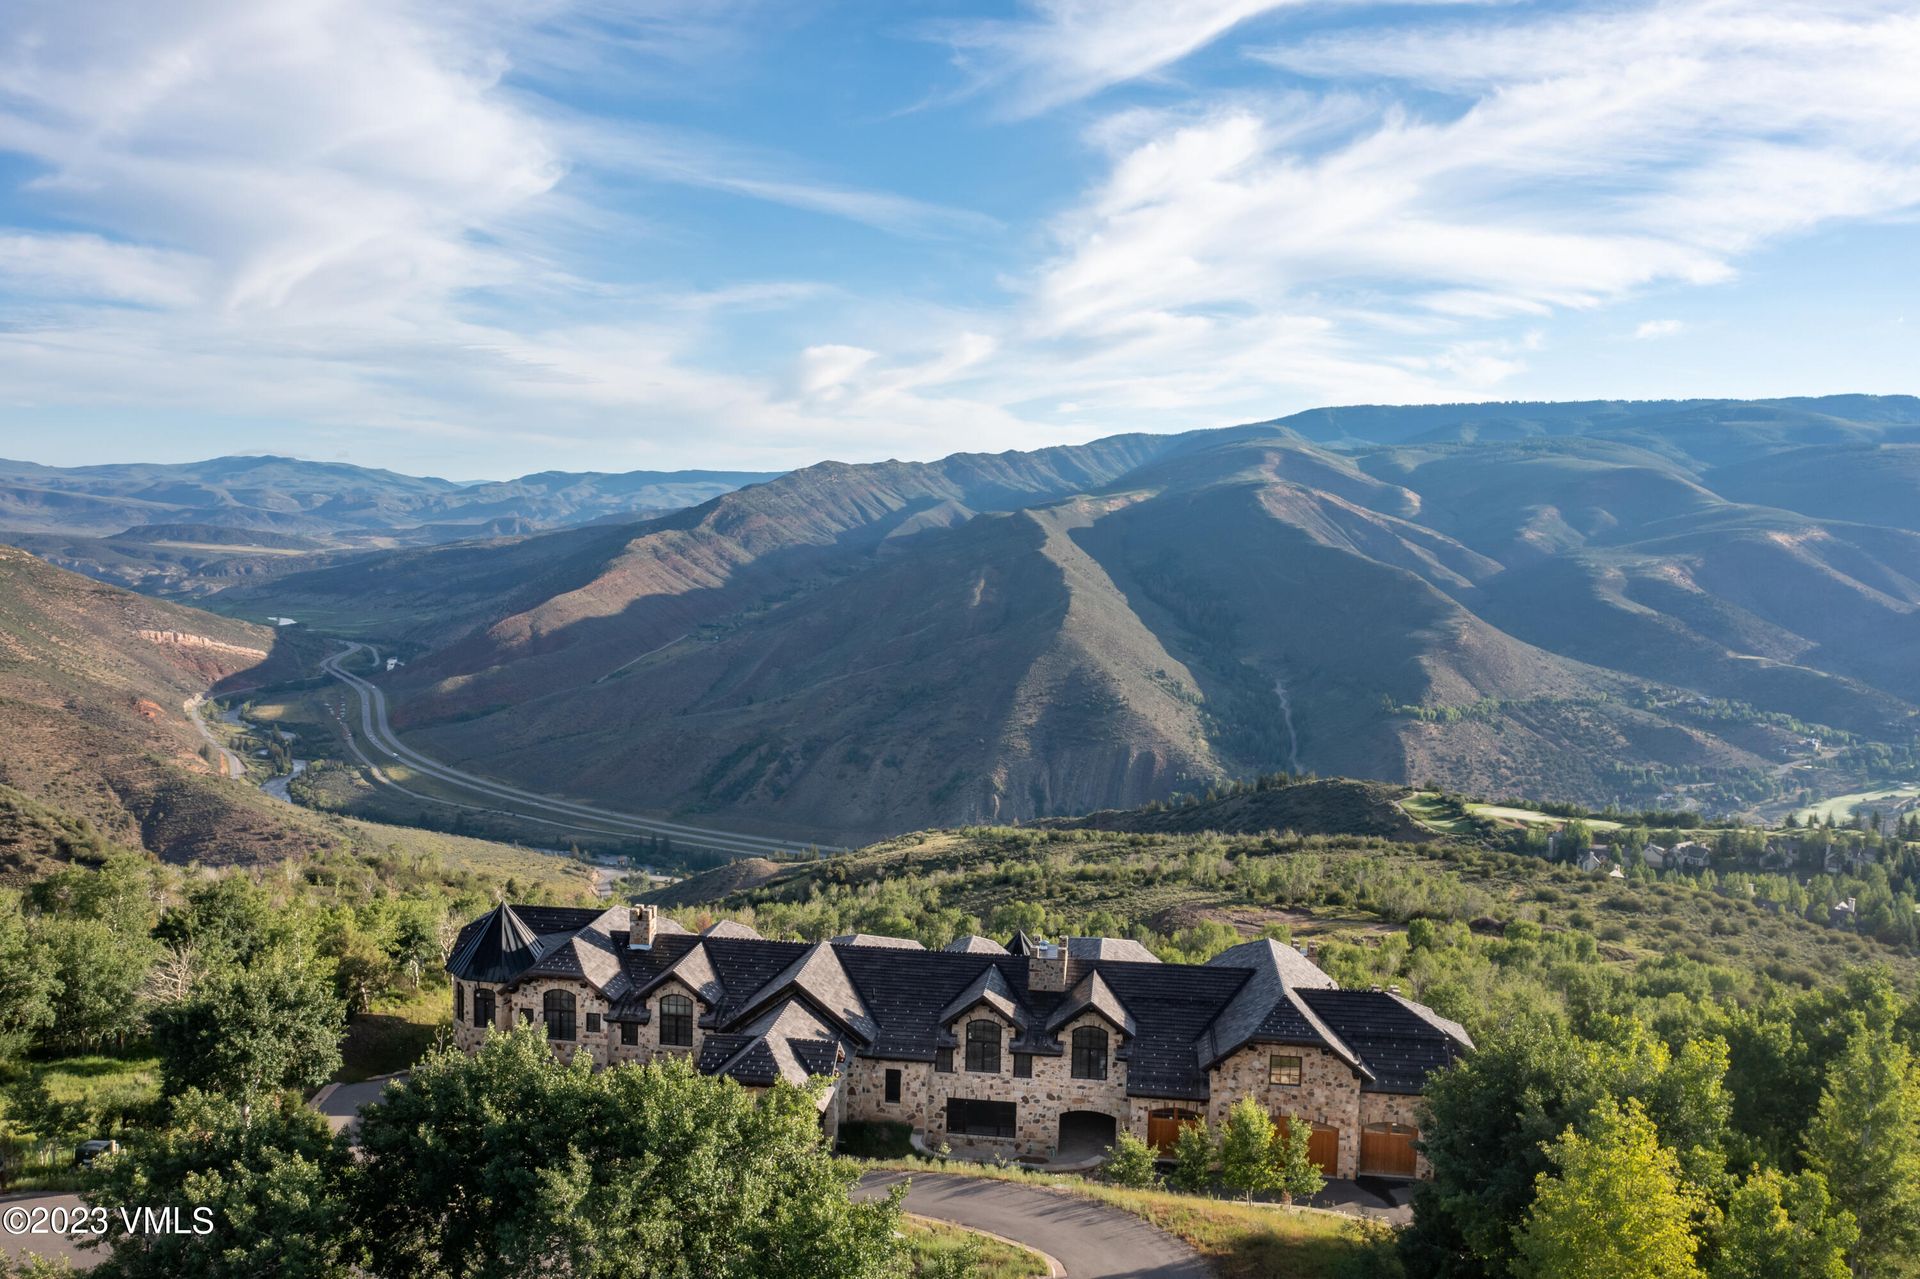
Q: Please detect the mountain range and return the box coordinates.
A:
[0,454,776,596]
[177,394,1920,845]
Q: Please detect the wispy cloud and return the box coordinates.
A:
[936,0,1300,117]
[1634,319,1686,341]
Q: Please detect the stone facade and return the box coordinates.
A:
[1208,1045,1365,1178]
[923,1007,1134,1158]
[451,978,1436,1178]
[447,912,1464,1181]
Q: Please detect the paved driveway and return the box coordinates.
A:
[311,1076,402,1138]
[0,1192,104,1270]
[855,1171,1211,1279]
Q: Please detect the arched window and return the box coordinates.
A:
[965,1019,1001,1073]
[1071,1026,1109,1081]
[660,994,694,1047]
[543,989,576,1041]
[472,986,495,1029]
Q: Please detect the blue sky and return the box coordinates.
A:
[0,0,1915,478]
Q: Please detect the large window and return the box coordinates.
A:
[946,1098,1017,1139]
[1269,1053,1302,1086]
[620,1021,638,1046]
[965,1020,1002,1073]
[1071,1026,1109,1081]
[543,989,576,1042]
[472,987,494,1029]
[884,1069,902,1104]
[659,994,694,1047]
[1013,1053,1033,1079]
[935,1048,954,1073]
[586,1012,602,1035]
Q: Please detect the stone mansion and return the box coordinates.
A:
[447,901,1472,1180]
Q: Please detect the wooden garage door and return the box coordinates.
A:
[1307,1123,1340,1177]
[1360,1122,1418,1177]
[1147,1109,1203,1153]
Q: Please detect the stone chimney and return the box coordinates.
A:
[1028,940,1068,993]
[628,904,658,950]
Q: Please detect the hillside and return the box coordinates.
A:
[1045,778,1429,841]
[75,395,1920,844]
[644,820,1920,1014]
[0,546,600,890]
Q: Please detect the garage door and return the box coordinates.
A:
[1360,1122,1418,1177]
[1307,1123,1340,1177]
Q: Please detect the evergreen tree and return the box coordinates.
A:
[1513,1098,1705,1279]
[1802,1022,1920,1279]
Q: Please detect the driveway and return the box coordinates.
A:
[0,1192,104,1270]
[855,1171,1211,1279]
[310,1076,401,1138]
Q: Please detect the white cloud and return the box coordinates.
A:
[988,0,1920,418]
[937,0,1300,117]
[1634,319,1686,340]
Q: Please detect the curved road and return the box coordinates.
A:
[855,1171,1211,1279]
[184,694,244,779]
[319,642,843,858]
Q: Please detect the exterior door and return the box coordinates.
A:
[1360,1122,1418,1177]
[1147,1109,1202,1153]
[1307,1123,1340,1177]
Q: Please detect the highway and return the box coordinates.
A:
[318,642,843,857]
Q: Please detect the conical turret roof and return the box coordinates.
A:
[447,903,540,983]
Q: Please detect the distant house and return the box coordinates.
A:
[1577,848,1609,874]
[1666,841,1711,871]
[1823,844,1872,876]
[447,904,1472,1180]
[1642,843,1670,869]
[1830,896,1859,927]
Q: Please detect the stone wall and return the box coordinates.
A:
[448,981,1436,1179]
[922,1007,1134,1158]
[1207,1045,1365,1179]
[1359,1091,1432,1179]
[449,977,614,1069]
[604,975,706,1069]
[844,1056,934,1128]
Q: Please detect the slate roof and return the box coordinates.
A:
[1067,937,1160,963]
[698,998,845,1092]
[943,935,1009,954]
[1299,989,1472,1094]
[938,964,1027,1029]
[832,933,925,949]
[1046,970,1136,1037]
[447,905,543,984]
[451,910,1466,1101]
[1197,941,1364,1076]
[726,941,879,1044]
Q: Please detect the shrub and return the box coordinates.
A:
[1104,1129,1161,1189]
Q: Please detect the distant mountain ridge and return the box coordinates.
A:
[46,395,1920,844]
[0,453,779,596]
